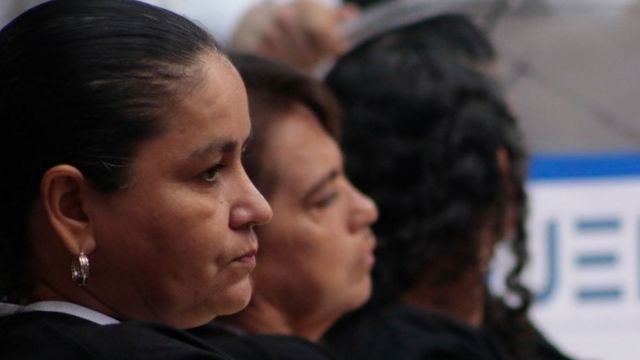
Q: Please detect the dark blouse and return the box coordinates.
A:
[190,321,337,360]
[324,303,513,360]
[0,311,234,359]
[528,328,574,360]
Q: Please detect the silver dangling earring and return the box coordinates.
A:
[71,251,90,287]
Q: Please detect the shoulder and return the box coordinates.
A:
[325,303,512,360]
[531,326,574,360]
[190,322,335,360]
[0,312,233,360]
[224,334,335,360]
[0,311,94,359]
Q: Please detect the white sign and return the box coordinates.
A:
[492,154,640,360]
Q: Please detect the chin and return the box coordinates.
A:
[215,277,254,316]
[343,278,373,313]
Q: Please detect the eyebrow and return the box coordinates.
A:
[302,169,340,202]
[189,131,252,160]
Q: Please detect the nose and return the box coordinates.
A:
[347,181,378,232]
[229,168,273,230]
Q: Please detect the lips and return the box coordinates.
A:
[230,247,258,270]
[234,249,257,264]
[365,248,376,269]
[230,232,259,267]
[364,232,377,269]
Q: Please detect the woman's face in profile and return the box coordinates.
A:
[253,104,378,319]
[85,54,272,328]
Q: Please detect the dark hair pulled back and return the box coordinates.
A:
[0,0,220,301]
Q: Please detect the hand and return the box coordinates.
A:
[232,0,358,70]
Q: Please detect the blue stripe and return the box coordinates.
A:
[534,221,558,303]
[576,218,621,232]
[575,253,617,267]
[576,287,622,301]
[529,152,640,180]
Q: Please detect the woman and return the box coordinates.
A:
[323,14,570,360]
[190,54,378,359]
[0,0,271,358]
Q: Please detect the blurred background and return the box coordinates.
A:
[444,1,640,359]
[341,1,640,358]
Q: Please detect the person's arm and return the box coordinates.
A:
[141,0,353,71]
[232,0,356,70]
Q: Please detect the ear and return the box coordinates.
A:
[40,165,96,256]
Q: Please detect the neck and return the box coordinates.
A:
[401,220,503,327]
[402,265,486,327]
[221,295,332,342]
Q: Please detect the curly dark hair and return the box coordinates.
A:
[325,14,533,360]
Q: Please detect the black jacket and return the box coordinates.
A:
[325,303,513,360]
[190,321,336,360]
[0,311,234,360]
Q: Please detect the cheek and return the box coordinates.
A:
[145,198,244,313]
[324,238,361,285]
[151,193,232,276]
[99,188,232,289]
[291,222,357,288]
[293,227,371,311]
[317,210,359,262]
[257,216,323,282]
[316,211,372,288]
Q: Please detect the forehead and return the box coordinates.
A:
[262,106,341,196]
[164,54,245,127]
[135,54,250,160]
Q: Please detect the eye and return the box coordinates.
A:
[312,191,339,209]
[200,164,224,183]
